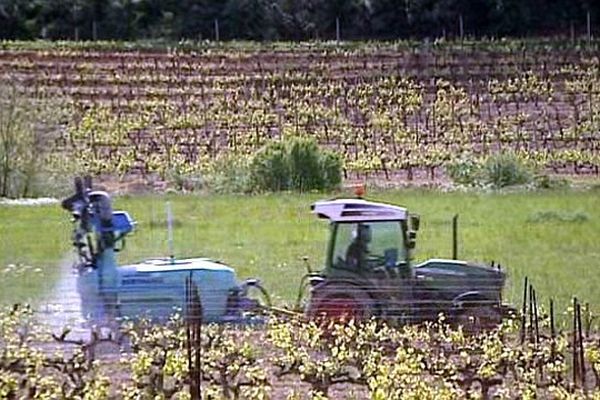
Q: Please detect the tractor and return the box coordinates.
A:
[61,177,268,324]
[303,197,510,328]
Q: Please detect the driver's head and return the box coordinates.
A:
[355,224,372,244]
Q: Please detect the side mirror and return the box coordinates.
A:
[302,256,312,274]
[83,175,93,191]
[75,176,84,197]
[410,214,420,231]
[407,231,417,249]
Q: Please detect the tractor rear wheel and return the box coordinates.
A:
[306,283,372,322]
[310,295,365,321]
[455,304,502,334]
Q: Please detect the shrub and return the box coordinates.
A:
[446,151,534,189]
[527,210,589,224]
[199,137,342,194]
[482,151,533,188]
[287,137,323,191]
[250,141,289,191]
[250,137,342,192]
[446,156,483,187]
[203,154,252,194]
[533,174,570,190]
[320,151,343,189]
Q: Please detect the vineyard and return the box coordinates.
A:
[1,40,599,185]
[3,39,600,399]
[3,294,600,399]
[1,189,600,399]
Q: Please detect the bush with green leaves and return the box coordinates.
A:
[447,151,534,189]
[249,141,289,192]
[482,151,533,188]
[201,154,253,194]
[533,174,570,190]
[445,156,483,187]
[250,137,342,192]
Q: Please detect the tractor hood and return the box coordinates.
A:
[413,259,505,300]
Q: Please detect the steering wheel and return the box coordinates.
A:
[335,256,347,269]
[365,254,385,268]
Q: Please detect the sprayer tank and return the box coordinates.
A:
[77,258,238,322]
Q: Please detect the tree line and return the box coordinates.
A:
[0,0,598,42]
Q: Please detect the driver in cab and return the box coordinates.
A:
[346,224,371,270]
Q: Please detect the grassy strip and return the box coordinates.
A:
[0,205,69,303]
[1,38,600,53]
[1,189,598,321]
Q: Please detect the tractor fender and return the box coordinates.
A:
[451,291,503,331]
[451,291,494,309]
[306,279,377,319]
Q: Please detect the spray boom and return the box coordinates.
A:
[61,176,135,266]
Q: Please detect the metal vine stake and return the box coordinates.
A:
[186,274,202,400]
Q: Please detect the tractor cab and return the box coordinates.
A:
[311,199,419,279]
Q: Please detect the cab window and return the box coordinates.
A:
[331,221,406,269]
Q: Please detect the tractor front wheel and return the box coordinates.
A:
[454,304,502,334]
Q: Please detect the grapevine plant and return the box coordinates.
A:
[2,305,600,399]
[1,44,598,190]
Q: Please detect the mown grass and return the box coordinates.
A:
[0,205,69,303]
[1,189,599,320]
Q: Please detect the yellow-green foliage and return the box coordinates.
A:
[3,304,600,399]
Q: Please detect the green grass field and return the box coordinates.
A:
[1,189,599,319]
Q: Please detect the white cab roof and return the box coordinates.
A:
[311,198,407,222]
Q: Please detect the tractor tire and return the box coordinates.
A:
[306,282,373,322]
[454,303,502,335]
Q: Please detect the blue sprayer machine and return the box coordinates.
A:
[61,176,269,323]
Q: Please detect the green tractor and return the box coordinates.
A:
[303,198,510,328]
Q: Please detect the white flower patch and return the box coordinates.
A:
[0,197,59,206]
